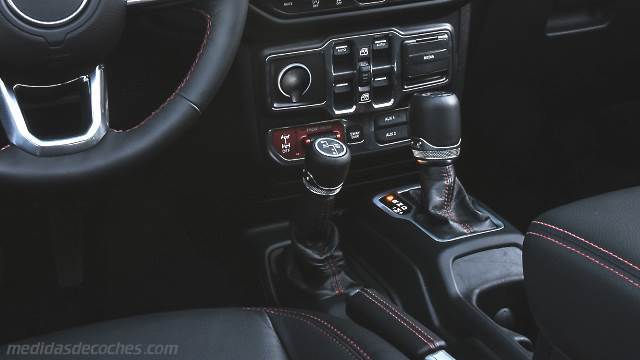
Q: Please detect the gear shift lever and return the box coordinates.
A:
[410,92,462,165]
[286,137,356,300]
[409,92,497,240]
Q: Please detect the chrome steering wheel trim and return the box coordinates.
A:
[0,66,108,157]
[0,0,249,185]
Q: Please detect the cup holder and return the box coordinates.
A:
[474,280,538,352]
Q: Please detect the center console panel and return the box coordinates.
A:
[243,3,536,359]
[341,192,535,360]
[264,25,454,164]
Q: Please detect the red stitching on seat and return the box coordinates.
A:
[361,288,439,348]
[247,308,372,360]
[115,8,213,133]
[269,309,372,360]
[527,232,640,289]
[359,290,435,349]
[533,221,640,272]
[259,309,360,360]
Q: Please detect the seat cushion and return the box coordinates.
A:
[1,308,409,359]
[524,187,640,360]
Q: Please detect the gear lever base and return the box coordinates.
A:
[375,184,504,242]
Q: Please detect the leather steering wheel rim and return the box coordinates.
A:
[0,0,249,185]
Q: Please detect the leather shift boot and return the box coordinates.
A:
[408,165,497,240]
[286,223,356,299]
[285,192,356,300]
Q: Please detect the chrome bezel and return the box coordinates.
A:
[303,169,343,197]
[0,66,109,157]
[5,0,88,27]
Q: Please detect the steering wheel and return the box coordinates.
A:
[0,0,248,185]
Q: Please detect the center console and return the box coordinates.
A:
[243,2,536,359]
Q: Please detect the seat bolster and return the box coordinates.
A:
[1,308,410,360]
[524,187,640,360]
[1,309,289,360]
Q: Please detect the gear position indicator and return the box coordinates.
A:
[380,193,412,216]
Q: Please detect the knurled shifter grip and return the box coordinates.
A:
[409,92,461,166]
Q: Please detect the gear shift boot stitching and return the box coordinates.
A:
[286,137,357,300]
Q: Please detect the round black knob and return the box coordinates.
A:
[278,64,312,103]
[303,138,351,196]
[409,92,462,164]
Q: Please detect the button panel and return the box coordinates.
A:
[265,27,453,115]
[268,109,412,164]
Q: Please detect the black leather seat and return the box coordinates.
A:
[524,187,640,360]
[1,308,409,359]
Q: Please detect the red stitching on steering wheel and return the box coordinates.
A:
[114,8,213,133]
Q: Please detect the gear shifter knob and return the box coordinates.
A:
[409,92,461,165]
[303,137,351,196]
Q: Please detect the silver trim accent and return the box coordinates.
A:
[303,169,343,197]
[126,0,173,5]
[5,0,88,26]
[0,66,109,157]
[276,63,313,100]
[425,350,456,360]
[411,138,461,161]
[373,185,505,243]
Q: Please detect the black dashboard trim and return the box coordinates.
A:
[249,0,466,25]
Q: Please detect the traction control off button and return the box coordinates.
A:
[346,124,365,144]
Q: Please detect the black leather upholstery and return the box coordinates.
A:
[524,187,640,360]
[347,288,446,359]
[1,308,409,359]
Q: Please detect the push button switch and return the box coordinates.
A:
[333,43,351,57]
[402,35,451,85]
[373,38,390,51]
[406,49,449,79]
[375,125,409,144]
[346,124,365,144]
[374,111,408,128]
[271,128,299,159]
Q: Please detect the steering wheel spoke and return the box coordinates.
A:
[0,0,248,184]
[0,66,108,157]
